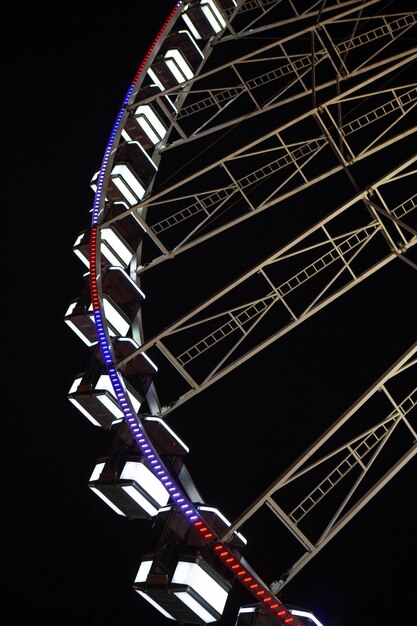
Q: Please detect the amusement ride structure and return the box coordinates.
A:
[65,1,417,624]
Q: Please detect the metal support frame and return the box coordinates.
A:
[220,341,417,591]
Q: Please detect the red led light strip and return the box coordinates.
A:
[89,227,100,310]
[193,520,301,626]
[211,544,300,625]
[132,3,182,85]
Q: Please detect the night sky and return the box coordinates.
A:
[8,2,417,625]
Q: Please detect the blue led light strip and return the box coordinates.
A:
[91,1,184,228]
[89,0,201,521]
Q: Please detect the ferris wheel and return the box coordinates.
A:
[65,1,417,624]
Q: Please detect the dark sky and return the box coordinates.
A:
[8,2,417,626]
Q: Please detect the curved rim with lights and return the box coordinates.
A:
[87,2,305,625]
[67,0,417,624]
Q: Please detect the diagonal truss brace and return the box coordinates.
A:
[102,47,417,278]
[220,341,417,592]
[114,155,417,415]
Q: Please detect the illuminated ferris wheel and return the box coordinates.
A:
[65,1,417,624]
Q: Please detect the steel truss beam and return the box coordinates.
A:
[127,9,416,152]
[221,0,379,31]
[116,155,417,415]
[220,340,417,592]
[104,48,417,281]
